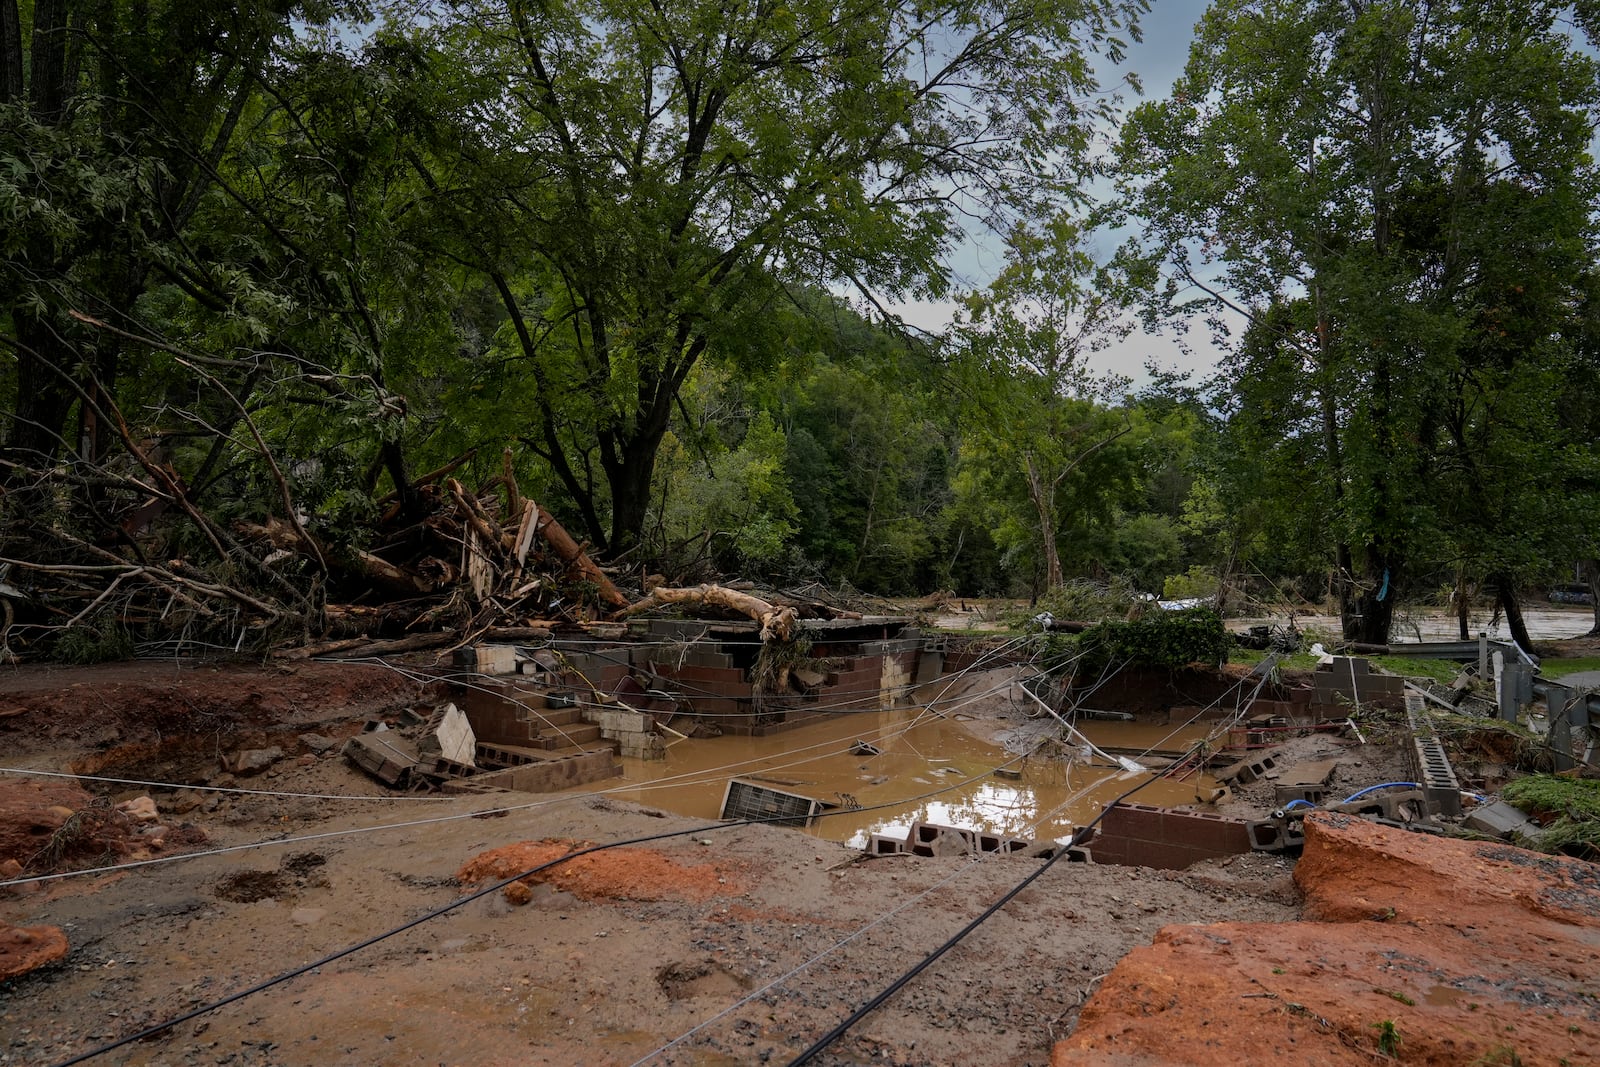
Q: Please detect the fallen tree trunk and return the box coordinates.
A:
[276,622,559,661]
[618,583,798,641]
[535,506,629,610]
[237,518,435,595]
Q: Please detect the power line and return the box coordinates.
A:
[44,752,1034,1067]
[783,756,1195,1066]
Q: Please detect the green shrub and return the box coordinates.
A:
[1076,607,1229,672]
[1161,565,1219,601]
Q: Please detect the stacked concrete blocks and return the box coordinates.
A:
[1088,803,1254,870]
[1313,657,1404,706]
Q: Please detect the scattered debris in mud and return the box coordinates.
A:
[0,628,1595,1065]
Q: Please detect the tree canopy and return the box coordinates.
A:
[5,0,1600,655]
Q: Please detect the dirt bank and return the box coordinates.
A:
[1055,811,1600,1066]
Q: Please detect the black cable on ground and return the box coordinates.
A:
[48,750,1037,1066]
[783,747,1200,1067]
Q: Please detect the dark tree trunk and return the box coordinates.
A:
[603,430,669,558]
[1582,559,1600,636]
[1345,550,1397,645]
[3,319,76,477]
[1492,572,1534,651]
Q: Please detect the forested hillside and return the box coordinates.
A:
[3,0,1598,654]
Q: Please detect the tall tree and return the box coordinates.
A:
[949,219,1134,592]
[0,0,303,474]
[1118,0,1600,641]
[408,0,1145,555]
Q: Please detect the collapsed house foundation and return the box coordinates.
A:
[337,627,1490,875]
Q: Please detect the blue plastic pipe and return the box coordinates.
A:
[1283,798,1316,811]
[1341,781,1418,804]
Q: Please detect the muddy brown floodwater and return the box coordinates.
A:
[1235,603,1596,641]
[564,707,1216,846]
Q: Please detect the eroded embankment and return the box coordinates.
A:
[1054,811,1600,1066]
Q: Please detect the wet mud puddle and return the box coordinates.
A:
[568,708,1216,845]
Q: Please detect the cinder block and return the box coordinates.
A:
[1331,789,1427,821]
[868,833,907,855]
[1463,800,1543,841]
[1274,783,1328,806]
[454,644,518,675]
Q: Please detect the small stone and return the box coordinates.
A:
[227,748,284,776]
[116,796,159,823]
[290,908,324,927]
[502,882,533,906]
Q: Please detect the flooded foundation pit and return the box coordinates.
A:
[556,707,1220,846]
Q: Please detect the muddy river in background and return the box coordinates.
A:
[564,708,1216,846]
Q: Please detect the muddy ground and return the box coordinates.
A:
[7,629,1589,1067]
[0,656,1331,1067]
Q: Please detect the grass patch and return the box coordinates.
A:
[1370,656,1462,685]
[1228,647,1322,672]
[1502,774,1600,861]
[1539,656,1600,680]
[1502,775,1600,821]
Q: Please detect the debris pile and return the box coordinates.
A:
[2,437,862,661]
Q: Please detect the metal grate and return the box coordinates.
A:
[720,779,823,827]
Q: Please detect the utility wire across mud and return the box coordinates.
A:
[43,752,1040,1067]
[2,640,1047,889]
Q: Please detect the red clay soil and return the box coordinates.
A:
[0,919,67,980]
[456,838,741,902]
[1054,812,1600,1066]
[0,659,422,748]
[0,779,207,876]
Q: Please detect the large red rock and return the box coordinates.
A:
[1054,812,1600,1066]
[0,920,68,980]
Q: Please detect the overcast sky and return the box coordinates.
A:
[890,0,1221,388]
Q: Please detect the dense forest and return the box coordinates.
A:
[3,0,1600,655]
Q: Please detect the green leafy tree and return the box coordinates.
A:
[1,0,306,473]
[1119,0,1600,641]
[406,0,1145,556]
[949,218,1136,593]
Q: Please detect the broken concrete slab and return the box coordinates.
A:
[1463,800,1544,842]
[1278,759,1337,787]
[417,703,476,768]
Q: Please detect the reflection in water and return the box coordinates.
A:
[563,705,1216,845]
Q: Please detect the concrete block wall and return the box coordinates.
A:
[1087,803,1253,870]
[824,657,884,710]
[553,649,631,694]
[1314,657,1404,705]
[458,698,541,748]
[474,749,620,792]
